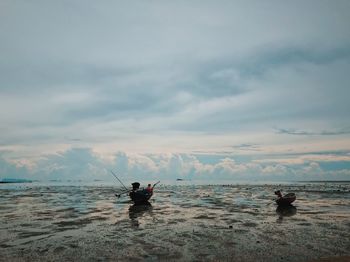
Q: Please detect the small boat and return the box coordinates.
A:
[115,180,160,204]
[129,182,153,205]
[274,190,296,206]
[129,190,152,204]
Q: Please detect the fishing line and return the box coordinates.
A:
[110,170,128,191]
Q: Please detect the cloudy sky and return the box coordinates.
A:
[1,0,350,183]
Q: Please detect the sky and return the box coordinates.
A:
[0,0,350,183]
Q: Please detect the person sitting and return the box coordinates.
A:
[132,182,140,191]
[146,184,153,194]
[274,190,282,198]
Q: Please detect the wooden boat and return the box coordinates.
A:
[115,181,159,204]
[129,182,153,204]
[129,190,152,204]
[275,190,296,206]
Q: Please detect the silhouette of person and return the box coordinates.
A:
[146,184,153,194]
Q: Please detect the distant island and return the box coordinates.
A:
[0,178,32,183]
[297,180,350,183]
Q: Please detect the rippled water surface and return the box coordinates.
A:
[1,182,349,261]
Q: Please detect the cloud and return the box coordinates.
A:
[33,148,107,180]
[0,155,30,179]
[276,128,350,136]
[1,147,349,183]
[0,1,350,181]
[231,143,261,152]
[1,44,350,147]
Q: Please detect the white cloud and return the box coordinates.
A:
[1,1,350,182]
[1,147,350,182]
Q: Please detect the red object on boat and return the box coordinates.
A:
[275,191,296,206]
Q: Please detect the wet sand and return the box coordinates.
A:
[0,182,349,261]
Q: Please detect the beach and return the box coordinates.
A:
[0,182,349,261]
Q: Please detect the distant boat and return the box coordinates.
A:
[176,178,191,181]
[274,190,296,206]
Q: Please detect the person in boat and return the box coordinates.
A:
[146,184,153,194]
[132,182,141,191]
[275,190,282,198]
[274,190,296,205]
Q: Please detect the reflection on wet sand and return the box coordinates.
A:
[276,204,297,222]
[129,202,153,227]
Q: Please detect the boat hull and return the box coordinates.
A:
[129,190,152,204]
[276,193,296,206]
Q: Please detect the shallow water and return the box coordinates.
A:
[0,182,349,261]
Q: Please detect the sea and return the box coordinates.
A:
[0,181,349,261]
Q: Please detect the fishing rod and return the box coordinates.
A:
[115,189,130,198]
[153,181,160,188]
[109,170,130,198]
[110,170,129,191]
